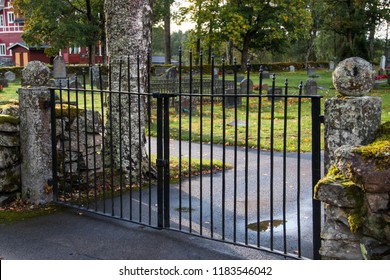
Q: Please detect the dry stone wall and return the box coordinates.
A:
[318,57,390,259]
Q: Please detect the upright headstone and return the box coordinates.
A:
[53,55,67,87]
[4,71,16,82]
[267,87,283,101]
[239,78,254,95]
[307,67,316,76]
[262,71,270,79]
[303,78,318,95]
[224,88,242,108]
[380,55,386,70]
[289,65,295,72]
[53,55,67,79]
[165,66,177,80]
[213,68,219,80]
[329,61,335,71]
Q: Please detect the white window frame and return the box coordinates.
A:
[8,43,12,56]
[7,12,14,24]
[0,44,6,56]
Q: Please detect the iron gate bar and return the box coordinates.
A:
[311,96,323,260]
[50,53,324,260]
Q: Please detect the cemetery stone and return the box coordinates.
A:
[267,87,283,101]
[68,76,83,89]
[380,55,386,70]
[164,66,178,80]
[213,68,219,80]
[329,61,335,71]
[262,71,270,79]
[239,78,254,95]
[175,96,197,115]
[53,55,67,79]
[289,65,295,72]
[303,78,317,95]
[4,71,16,82]
[224,88,242,108]
[0,77,8,88]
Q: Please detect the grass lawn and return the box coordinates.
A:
[1,71,389,151]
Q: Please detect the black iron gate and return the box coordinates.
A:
[50,54,322,260]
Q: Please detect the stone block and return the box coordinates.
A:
[0,165,21,193]
[333,57,375,96]
[321,218,361,241]
[0,132,20,147]
[0,115,19,132]
[366,193,389,213]
[0,147,20,169]
[324,96,381,170]
[363,213,390,243]
[315,180,362,208]
[325,204,350,227]
[4,71,16,82]
[22,61,51,86]
[320,239,363,260]
[360,237,390,260]
[70,110,102,133]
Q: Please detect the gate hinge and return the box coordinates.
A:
[156,159,168,167]
[319,115,325,124]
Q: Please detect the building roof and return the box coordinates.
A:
[8,42,51,50]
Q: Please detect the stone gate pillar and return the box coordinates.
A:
[324,57,382,172]
[19,61,53,204]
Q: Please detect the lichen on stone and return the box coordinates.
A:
[0,114,20,125]
[352,122,390,170]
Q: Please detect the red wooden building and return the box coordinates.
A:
[1,0,104,66]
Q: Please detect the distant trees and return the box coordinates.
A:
[13,0,104,65]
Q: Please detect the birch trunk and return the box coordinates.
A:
[104,0,154,180]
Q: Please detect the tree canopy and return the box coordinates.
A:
[13,0,104,63]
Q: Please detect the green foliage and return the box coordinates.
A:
[13,0,104,53]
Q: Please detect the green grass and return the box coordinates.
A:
[0,203,62,224]
[2,71,389,151]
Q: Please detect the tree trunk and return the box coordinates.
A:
[104,0,155,180]
[240,35,251,70]
[163,0,171,64]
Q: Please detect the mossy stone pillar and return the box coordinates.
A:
[19,61,53,204]
[324,57,382,172]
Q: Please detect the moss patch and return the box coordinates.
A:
[315,165,365,233]
[0,114,19,125]
[353,122,390,170]
[55,104,84,123]
[0,203,63,224]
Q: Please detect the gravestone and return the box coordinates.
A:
[267,87,283,101]
[307,68,316,76]
[164,66,177,80]
[303,78,317,95]
[329,61,335,71]
[68,76,83,89]
[4,71,16,82]
[175,96,197,115]
[289,65,295,72]
[237,76,245,83]
[90,65,108,89]
[0,77,8,87]
[213,68,219,80]
[224,88,242,108]
[239,78,254,95]
[380,55,386,70]
[53,55,67,87]
[53,55,67,79]
[262,71,270,79]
